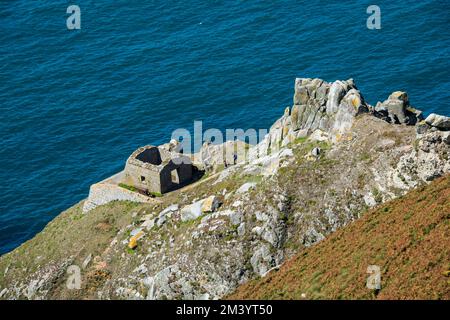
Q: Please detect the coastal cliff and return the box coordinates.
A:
[0,77,449,300]
[229,174,450,300]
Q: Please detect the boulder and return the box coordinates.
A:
[342,89,368,114]
[201,195,220,213]
[425,113,450,130]
[181,196,222,222]
[128,231,145,249]
[376,91,423,125]
[389,91,409,103]
[180,200,204,222]
[229,211,243,226]
[156,215,167,227]
[326,80,350,114]
[385,93,408,124]
[237,182,257,194]
[252,226,263,236]
[160,204,179,215]
[237,223,246,237]
[155,204,179,227]
[255,211,269,222]
[130,228,143,236]
[232,200,242,208]
[141,218,155,230]
[250,244,273,276]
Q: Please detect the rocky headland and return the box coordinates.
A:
[0,77,448,300]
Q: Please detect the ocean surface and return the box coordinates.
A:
[0,1,449,255]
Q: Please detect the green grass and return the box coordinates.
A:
[292,136,308,145]
[118,183,137,192]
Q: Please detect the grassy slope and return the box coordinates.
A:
[229,175,450,300]
[0,163,264,299]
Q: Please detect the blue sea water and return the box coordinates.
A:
[0,1,449,255]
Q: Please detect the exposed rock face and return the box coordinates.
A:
[201,195,220,213]
[374,91,423,125]
[0,77,448,301]
[392,130,450,187]
[425,113,450,130]
[193,140,248,172]
[1,258,74,300]
[180,200,204,222]
[236,182,257,194]
[180,196,221,222]
[229,175,450,300]
[159,139,184,153]
[261,78,370,153]
[250,245,275,276]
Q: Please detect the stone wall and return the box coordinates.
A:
[124,161,162,194]
[82,172,158,213]
[124,145,194,194]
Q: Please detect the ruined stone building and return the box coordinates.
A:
[124,145,193,194]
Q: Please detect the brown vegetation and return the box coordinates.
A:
[229,175,450,300]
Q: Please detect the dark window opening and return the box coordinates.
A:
[140,176,146,182]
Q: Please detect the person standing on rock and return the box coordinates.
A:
[233,152,237,165]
